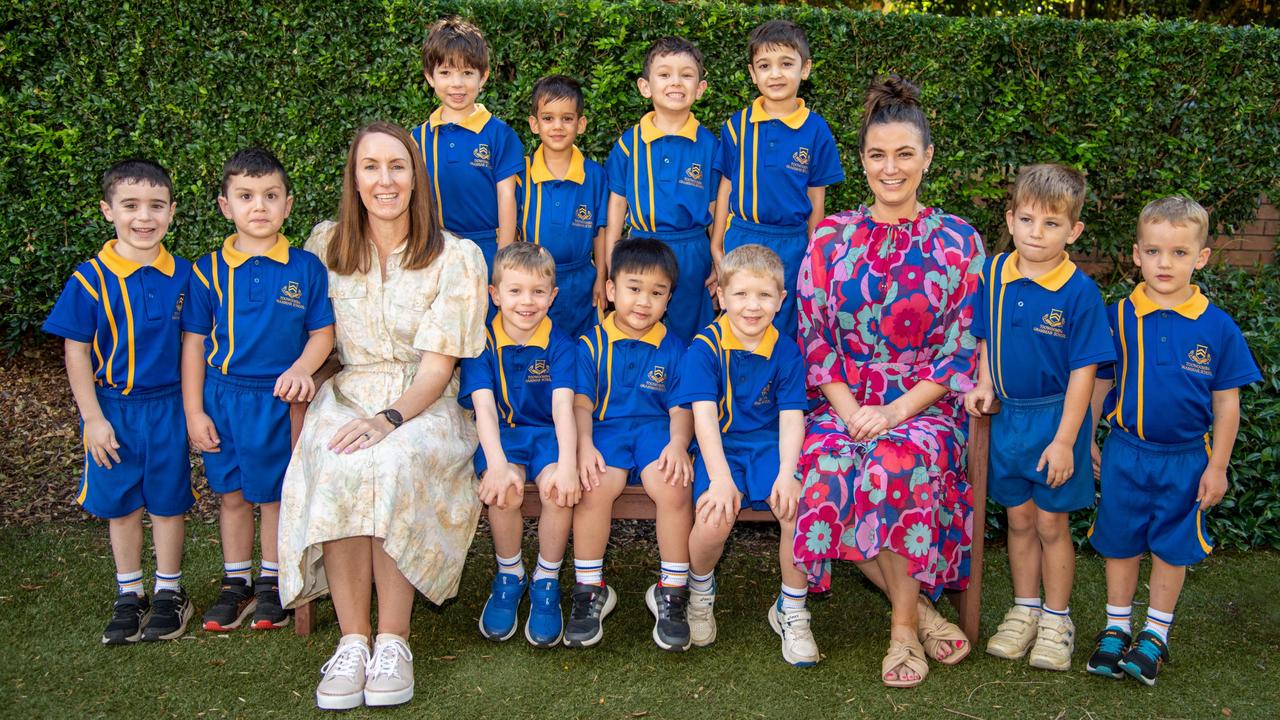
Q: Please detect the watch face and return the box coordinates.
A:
[383,409,404,427]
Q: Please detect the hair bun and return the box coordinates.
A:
[864,74,921,117]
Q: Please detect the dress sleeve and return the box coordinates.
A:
[918,220,984,393]
[304,221,336,258]
[411,238,488,358]
[797,217,848,391]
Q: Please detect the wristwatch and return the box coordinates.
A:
[378,409,404,429]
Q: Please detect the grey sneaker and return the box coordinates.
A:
[687,585,717,647]
[563,583,617,648]
[316,635,369,711]
[364,633,414,707]
[644,583,691,652]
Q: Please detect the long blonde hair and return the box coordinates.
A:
[327,122,442,275]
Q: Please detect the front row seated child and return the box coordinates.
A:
[568,239,694,651]
[43,159,196,644]
[1086,197,1260,686]
[181,148,335,632]
[459,243,580,647]
[966,164,1114,671]
[516,74,609,339]
[672,244,818,666]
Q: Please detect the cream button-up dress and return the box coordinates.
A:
[279,221,487,607]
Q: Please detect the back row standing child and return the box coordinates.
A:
[605,37,721,345]
[412,17,524,275]
[711,20,844,340]
[43,160,196,644]
[181,148,334,632]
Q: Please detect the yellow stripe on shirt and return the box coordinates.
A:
[1111,300,1129,430]
[117,273,136,395]
[1135,311,1145,440]
[89,260,118,388]
[220,266,236,374]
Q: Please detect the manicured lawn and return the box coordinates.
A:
[1,522,1277,719]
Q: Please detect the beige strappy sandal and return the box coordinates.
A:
[882,637,929,688]
[917,596,971,665]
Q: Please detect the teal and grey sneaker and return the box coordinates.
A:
[1086,628,1132,679]
[644,584,691,652]
[1118,629,1170,686]
[563,583,616,648]
[102,592,150,645]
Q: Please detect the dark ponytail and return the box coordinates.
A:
[858,75,931,152]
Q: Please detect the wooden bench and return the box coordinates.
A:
[289,384,989,643]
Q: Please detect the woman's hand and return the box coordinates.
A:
[328,414,395,454]
[845,404,901,442]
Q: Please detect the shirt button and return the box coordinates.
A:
[664,158,670,164]
[254,259,259,265]
[554,202,561,207]
[1017,301,1024,307]
[1161,337,1167,342]
[254,278,260,283]
[449,142,455,148]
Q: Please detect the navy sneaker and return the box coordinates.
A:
[201,576,256,631]
[142,586,193,641]
[563,583,616,648]
[1118,629,1170,686]
[251,577,291,630]
[102,592,150,645]
[644,584,691,652]
[524,577,564,648]
[478,572,526,641]
[1086,627,1132,679]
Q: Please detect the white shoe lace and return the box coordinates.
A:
[687,593,715,624]
[320,642,369,681]
[366,638,413,681]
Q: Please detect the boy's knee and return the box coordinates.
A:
[1034,510,1069,543]
[1006,503,1037,534]
[220,490,251,510]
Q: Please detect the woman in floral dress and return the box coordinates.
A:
[793,77,984,687]
[278,122,487,709]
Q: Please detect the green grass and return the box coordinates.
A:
[1,522,1277,720]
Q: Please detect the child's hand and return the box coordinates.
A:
[964,382,996,417]
[768,472,801,523]
[478,460,525,509]
[704,265,718,295]
[656,442,692,487]
[274,365,317,403]
[545,462,581,508]
[578,444,606,491]
[592,276,607,310]
[84,417,122,469]
[1037,439,1074,488]
[846,404,898,442]
[1197,465,1228,508]
[1091,441,1102,481]
[186,412,221,453]
[696,477,741,528]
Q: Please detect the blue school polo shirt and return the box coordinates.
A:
[411,104,525,240]
[715,98,844,229]
[515,145,608,266]
[182,234,334,379]
[1099,284,1261,445]
[458,316,577,427]
[43,240,191,394]
[605,112,720,235]
[575,313,685,422]
[972,252,1114,399]
[671,317,807,434]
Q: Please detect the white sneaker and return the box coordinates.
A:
[316,634,370,710]
[986,605,1040,660]
[364,633,415,706]
[687,586,717,647]
[768,599,819,667]
[1028,613,1075,672]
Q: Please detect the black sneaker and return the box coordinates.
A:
[201,576,256,632]
[1086,627,1132,679]
[1118,629,1170,686]
[250,577,290,630]
[644,583,691,652]
[563,583,617,648]
[142,586,193,641]
[102,592,150,645]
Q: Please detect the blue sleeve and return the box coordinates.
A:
[775,344,808,411]
[409,122,426,154]
[458,349,495,410]
[703,133,722,196]
[1211,315,1263,390]
[714,119,736,177]
[1068,281,1115,370]
[664,340,689,411]
[42,270,98,343]
[808,119,845,188]
[669,336,719,406]
[492,122,524,183]
[605,136,630,197]
[180,256,215,336]
[304,254,335,331]
[575,333,598,399]
[592,167,609,233]
[971,277,988,340]
[550,332,576,392]
[1095,303,1119,380]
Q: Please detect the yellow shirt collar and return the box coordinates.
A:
[529,145,586,185]
[748,97,810,130]
[429,103,492,133]
[1129,283,1209,319]
[220,233,291,269]
[602,312,666,347]
[999,251,1077,292]
[494,315,552,349]
[98,240,176,278]
[716,315,778,358]
[638,111,701,143]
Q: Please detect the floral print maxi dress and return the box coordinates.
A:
[793,206,984,597]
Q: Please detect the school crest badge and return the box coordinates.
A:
[642,365,668,392]
[787,147,812,174]
[527,358,550,382]
[679,163,704,189]
[172,293,185,319]
[1182,343,1213,376]
[573,204,594,229]
[276,280,305,309]
[1033,308,1066,338]
[471,144,491,168]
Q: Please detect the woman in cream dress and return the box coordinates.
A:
[278,122,487,710]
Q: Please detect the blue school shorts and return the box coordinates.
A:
[1089,429,1213,567]
[989,394,1095,513]
[593,416,672,483]
[549,255,600,340]
[202,373,292,504]
[78,385,194,519]
[474,424,560,483]
[631,227,713,345]
[723,219,808,342]
[693,427,781,512]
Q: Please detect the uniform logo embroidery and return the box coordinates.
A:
[471,144,491,168]
[172,293,185,319]
[1182,344,1213,376]
[787,147,812,174]
[527,358,550,382]
[642,365,667,392]
[572,204,594,229]
[276,280,305,309]
[1033,308,1067,339]
[679,163,704,190]
[754,380,774,407]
